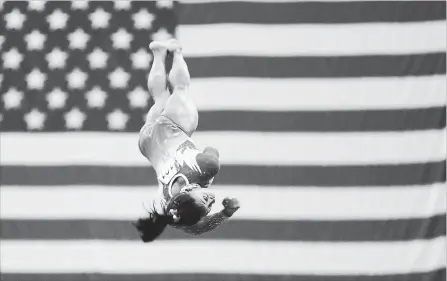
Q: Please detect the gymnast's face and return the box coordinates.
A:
[187,189,216,214]
[171,176,216,214]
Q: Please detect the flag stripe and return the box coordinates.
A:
[185,54,446,78]
[178,22,446,56]
[2,162,444,186]
[3,108,444,132]
[1,239,445,274]
[2,131,445,165]
[2,185,445,220]
[190,76,447,111]
[2,108,445,132]
[178,1,446,24]
[1,215,445,241]
[1,270,445,281]
[195,108,446,132]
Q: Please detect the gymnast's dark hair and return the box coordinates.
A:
[133,192,208,242]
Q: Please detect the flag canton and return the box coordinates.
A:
[1,0,177,132]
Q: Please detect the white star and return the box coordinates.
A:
[24,109,46,130]
[89,8,111,29]
[85,86,107,108]
[46,48,68,69]
[25,29,46,51]
[26,68,47,90]
[87,48,108,69]
[68,28,90,50]
[67,68,88,90]
[28,0,46,11]
[109,68,130,89]
[131,48,152,69]
[107,109,129,131]
[111,28,133,49]
[114,0,131,10]
[3,88,24,110]
[64,107,86,130]
[132,9,155,29]
[152,28,172,41]
[3,48,23,69]
[71,0,88,10]
[4,8,26,30]
[128,86,149,108]
[47,9,69,30]
[46,88,68,110]
[156,0,174,9]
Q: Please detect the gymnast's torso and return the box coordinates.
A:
[139,115,220,212]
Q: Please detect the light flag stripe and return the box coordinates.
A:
[1,238,445,274]
[1,130,445,165]
[190,76,447,111]
[178,22,446,56]
[1,184,445,220]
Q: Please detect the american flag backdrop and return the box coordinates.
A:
[0,1,446,280]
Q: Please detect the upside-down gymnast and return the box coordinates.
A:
[133,39,240,242]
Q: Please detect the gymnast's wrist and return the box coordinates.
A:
[221,208,235,217]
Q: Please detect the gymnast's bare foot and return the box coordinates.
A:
[149,40,171,54]
[166,38,182,52]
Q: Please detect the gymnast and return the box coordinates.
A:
[134,39,240,242]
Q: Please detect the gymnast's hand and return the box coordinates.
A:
[222,197,240,217]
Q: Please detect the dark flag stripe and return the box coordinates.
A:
[1,162,444,186]
[1,215,445,241]
[196,108,446,132]
[3,108,446,132]
[2,270,445,281]
[2,108,445,132]
[179,1,446,24]
[186,54,446,78]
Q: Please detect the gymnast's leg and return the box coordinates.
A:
[143,42,171,125]
[162,40,199,137]
[138,41,171,157]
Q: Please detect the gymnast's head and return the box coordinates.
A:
[168,175,216,222]
[133,178,215,242]
[166,188,215,225]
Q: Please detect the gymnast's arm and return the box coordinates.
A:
[172,198,240,235]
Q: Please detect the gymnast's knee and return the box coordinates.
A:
[168,69,190,91]
[163,93,198,136]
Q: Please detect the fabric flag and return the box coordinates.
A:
[0,1,446,281]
